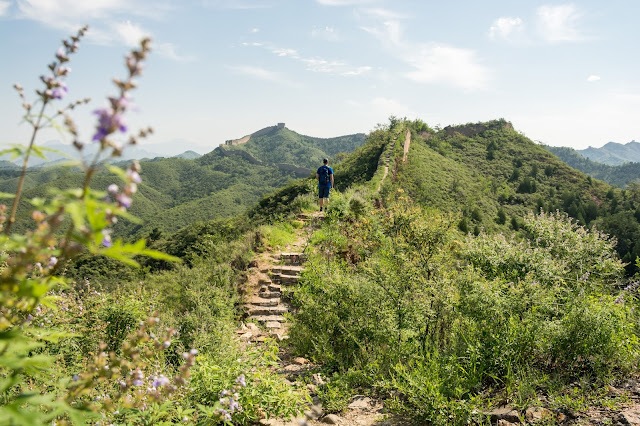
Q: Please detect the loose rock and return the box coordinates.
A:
[321,414,341,424]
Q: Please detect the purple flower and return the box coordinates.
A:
[92,107,127,142]
[51,86,68,99]
[228,397,239,413]
[235,374,246,387]
[48,256,58,268]
[116,193,132,208]
[132,379,143,386]
[102,230,112,248]
[152,375,170,387]
[73,374,79,381]
[127,170,142,184]
[108,184,119,195]
[55,47,67,61]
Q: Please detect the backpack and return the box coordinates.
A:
[319,165,330,185]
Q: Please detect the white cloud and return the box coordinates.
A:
[17,0,132,27]
[316,0,376,5]
[489,16,524,40]
[250,28,260,33]
[113,20,149,47]
[311,26,340,42]
[536,4,586,42]
[202,0,272,9]
[361,12,490,90]
[342,66,372,76]
[243,41,371,77]
[0,0,11,16]
[404,44,490,90]
[226,65,299,87]
[15,1,189,61]
[587,75,601,82]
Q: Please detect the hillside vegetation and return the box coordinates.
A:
[224,125,365,169]
[545,144,640,188]
[5,115,640,425]
[0,126,366,239]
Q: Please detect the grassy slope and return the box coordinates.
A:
[388,121,614,232]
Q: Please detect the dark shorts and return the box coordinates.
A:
[319,186,331,199]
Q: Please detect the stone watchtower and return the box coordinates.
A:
[277,123,285,129]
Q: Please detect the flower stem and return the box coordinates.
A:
[4,100,48,235]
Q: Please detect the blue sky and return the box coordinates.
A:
[1,0,639,155]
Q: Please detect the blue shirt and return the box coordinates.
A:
[317,165,333,188]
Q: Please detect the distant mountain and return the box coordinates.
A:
[1,140,206,168]
[578,141,640,165]
[544,145,640,188]
[174,151,202,160]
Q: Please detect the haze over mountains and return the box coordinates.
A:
[578,140,640,165]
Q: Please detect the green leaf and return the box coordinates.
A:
[108,164,129,182]
[0,192,15,199]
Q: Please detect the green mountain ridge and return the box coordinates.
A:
[0,126,366,238]
[579,140,640,165]
[256,118,639,271]
[544,144,640,188]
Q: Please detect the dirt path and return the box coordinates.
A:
[237,212,399,425]
[402,130,411,163]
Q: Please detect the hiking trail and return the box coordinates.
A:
[236,211,394,426]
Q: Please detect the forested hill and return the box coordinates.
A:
[223,125,365,169]
[0,126,366,238]
[544,144,640,188]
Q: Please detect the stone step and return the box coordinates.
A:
[248,296,280,307]
[279,253,307,265]
[248,305,289,316]
[270,265,304,276]
[259,283,281,293]
[266,321,282,329]
[258,278,273,286]
[258,290,281,299]
[250,315,286,323]
[272,273,299,286]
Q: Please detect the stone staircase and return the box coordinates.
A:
[242,251,307,342]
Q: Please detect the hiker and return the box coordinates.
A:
[316,158,334,212]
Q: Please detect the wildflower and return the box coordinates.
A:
[101,230,112,247]
[92,107,127,142]
[72,374,79,381]
[132,379,143,386]
[55,47,68,61]
[152,375,170,387]
[127,169,142,184]
[115,193,132,208]
[235,374,246,387]
[162,340,171,348]
[48,256,58,268]
[189,348,198,356]
[108,184,119,195]
[51,85,68,100]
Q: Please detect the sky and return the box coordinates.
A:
[1,0,640,155]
